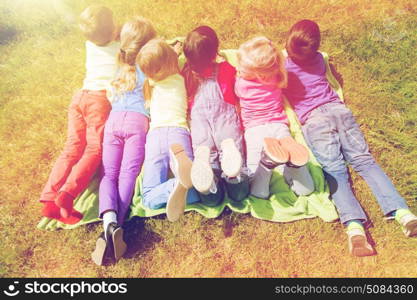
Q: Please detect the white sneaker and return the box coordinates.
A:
[220,138,242,178]
[191,145,215,194]
[399,214,417,237]
[166,180,188,222]
[347,228,375,257]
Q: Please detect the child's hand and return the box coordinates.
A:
[172,41,183,55]
[216,54,226,62]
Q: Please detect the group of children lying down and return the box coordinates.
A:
[38,5,417,265]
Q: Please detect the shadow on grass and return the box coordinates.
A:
[122,216,162,259]
[0,24,19,45]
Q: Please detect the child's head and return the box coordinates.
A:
[138,39,179,82]
[112,17,157,94]
[183,25,219,73]
[286,19,321,64]
[138,39,180,105]
[237,36,287,88]
[79,5,116,46]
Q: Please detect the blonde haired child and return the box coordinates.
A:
[39,5,119,224]
[235,36,314,199]
[91,17,156,265]
[138,39,200,222]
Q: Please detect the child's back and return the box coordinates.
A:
[82,40,120,91]
[284,52,341,124]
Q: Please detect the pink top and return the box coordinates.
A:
[235,76,288,130]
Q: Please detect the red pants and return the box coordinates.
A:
[40,90,111,202]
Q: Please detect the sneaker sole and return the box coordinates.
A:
[112,227,127,261]
[263,137,289,164]
[404,219,417,237]
[220,138,242,177]
[170,144,193,189]
[191,146,214,194]
[166,182,187,222]
[278,136,309,167]
[91,236,107,266]
[349,235,375,257]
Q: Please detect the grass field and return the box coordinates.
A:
[1,0,416,277]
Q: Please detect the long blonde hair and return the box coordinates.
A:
[111,17,156,96]
[138,38,180,108]
[237,36,287,88]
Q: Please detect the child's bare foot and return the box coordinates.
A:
[278,136,309,167]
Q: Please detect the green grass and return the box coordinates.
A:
[1,0,416,277]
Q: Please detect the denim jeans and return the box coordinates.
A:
[302,102,408,224]
[141,127,200,209]
[189,66,249,202]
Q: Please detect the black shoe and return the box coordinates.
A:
[106,222,127,262]
[200,179,225,207]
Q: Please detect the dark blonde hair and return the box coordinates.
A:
[138,39,180,107]
[182,25,219,100]
[78,5,115,46]
[286,19,321,64]
[237,36,287,88]
[111,17,157,95]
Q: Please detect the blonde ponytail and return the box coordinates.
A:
[111,17,157,96]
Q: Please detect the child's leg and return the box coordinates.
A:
[212,106,249,201]
[116,112,148,225]
[302,109,374,256]
[281,165,315,196]
[245,125,275,199]
[40,91,86,203]
[57,91,111,215]
[142,128,198,209]
[272,126,314,196]
[142,128,170,210]
[190,112,220,195]
[333,103,409,216]
[302,110,368,224]
[98,113,123,221]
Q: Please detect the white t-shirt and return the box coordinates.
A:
[82,40,120,91]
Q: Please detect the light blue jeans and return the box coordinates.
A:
[141,127,200,209]
[302,102,409,224]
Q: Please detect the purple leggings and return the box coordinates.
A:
[99,111,148,224]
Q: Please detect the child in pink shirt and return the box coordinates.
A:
[235,36,314,199]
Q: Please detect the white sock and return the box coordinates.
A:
[103,211,117,240]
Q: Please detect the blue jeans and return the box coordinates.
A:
[302,102,408,224]
[142,127,200,209]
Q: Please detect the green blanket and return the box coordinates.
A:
[37,49,340,231]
